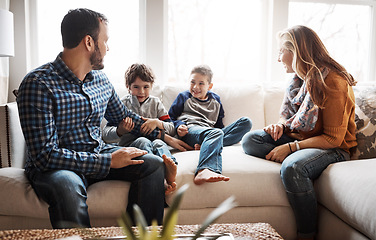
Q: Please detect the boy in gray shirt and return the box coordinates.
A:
[169,65,252,185]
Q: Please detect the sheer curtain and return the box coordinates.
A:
[0,0,10,104]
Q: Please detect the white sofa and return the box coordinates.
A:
[1,83,376,240]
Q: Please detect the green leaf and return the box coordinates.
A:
[161,184,189,239]
[117,212,137,240]
[134,204,148,238]
[148,220,160,240]
[193,196,237,240]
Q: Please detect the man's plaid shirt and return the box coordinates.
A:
[17,54,159,179]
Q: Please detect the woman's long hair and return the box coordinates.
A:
[278,25,356,108]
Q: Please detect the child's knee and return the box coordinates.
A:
[239,117,252,130]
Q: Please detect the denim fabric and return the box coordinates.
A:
[27,146,165,228]
[183,117,252,175]
[241,129,349,238]
[129,137,177,164]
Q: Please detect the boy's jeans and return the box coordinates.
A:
[241,129,349,238]
[182,117,252,175]
[129,137,177,164]
[26,146,165,229]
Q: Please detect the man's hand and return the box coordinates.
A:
[164,134,193,151]
[140,117,161,135]
[177,125,188,137]
[263,123,284,141]
[116,117,134,136]
[111,147,146,168]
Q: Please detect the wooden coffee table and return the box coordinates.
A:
[0,223,283,239]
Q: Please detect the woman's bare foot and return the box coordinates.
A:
[194,144,201,150]
[193,169,230,185]
[162,155,177,184]
[165,181,177,195]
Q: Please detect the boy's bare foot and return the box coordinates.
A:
[165,182,177,195]
[194,144,201,150]
[162,154,177,184]
[193,169,230,185]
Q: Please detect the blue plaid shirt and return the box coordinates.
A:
[17,53,159,179]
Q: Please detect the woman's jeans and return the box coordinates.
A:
[242,129,349,238]
[182,117,252,175]
[129,137,177,164]
[26,146,165,229]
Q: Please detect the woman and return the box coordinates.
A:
[242,25,357,240]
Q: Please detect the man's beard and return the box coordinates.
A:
[90,43,104,70]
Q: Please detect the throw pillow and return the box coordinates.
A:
[352,86,376,159]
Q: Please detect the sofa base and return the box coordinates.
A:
[317,206,369,240]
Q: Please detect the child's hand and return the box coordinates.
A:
[177,125,188,137]
[140,117,161,135]
[117,117,134,136]
[164,134,193,151]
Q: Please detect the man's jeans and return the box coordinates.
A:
[26,146,165,229]
[241,129,349,238]
[182,117,252,175]
[129,137,177,164]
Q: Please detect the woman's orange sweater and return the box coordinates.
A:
[292,71,357,154]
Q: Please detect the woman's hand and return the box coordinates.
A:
[263,123,285,141]
[177,125,188,137]
[265,143,291,163]
[117,117,134,136]
[140,117,161,135]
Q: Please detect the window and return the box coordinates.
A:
[168,0,263,83]
[32,0,376,86]
[288,1,372,82]
[35,0,139,89]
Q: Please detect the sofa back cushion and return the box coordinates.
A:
[352,85,376,159]
[161,84,266,130]
[0,102,27,168]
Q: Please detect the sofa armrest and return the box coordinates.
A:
[0,102,26,168]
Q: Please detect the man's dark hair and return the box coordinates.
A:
[61,8,108,49]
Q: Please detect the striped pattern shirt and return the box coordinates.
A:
[17,53,158,179]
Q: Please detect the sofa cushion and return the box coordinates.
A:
[0,168,48,218]
[168,145,290,209]
[352,85,376,159]
[0,167,130,220]
[315,159,376,240]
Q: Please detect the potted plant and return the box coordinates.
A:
[118,184,237,240]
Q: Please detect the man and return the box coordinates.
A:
[17,8,187,228]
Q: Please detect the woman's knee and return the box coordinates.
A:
[241,130,263,155]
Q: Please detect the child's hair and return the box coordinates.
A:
[125,63,155,87]
[191,65,213,83]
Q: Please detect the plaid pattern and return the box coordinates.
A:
[17,54,158,179]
